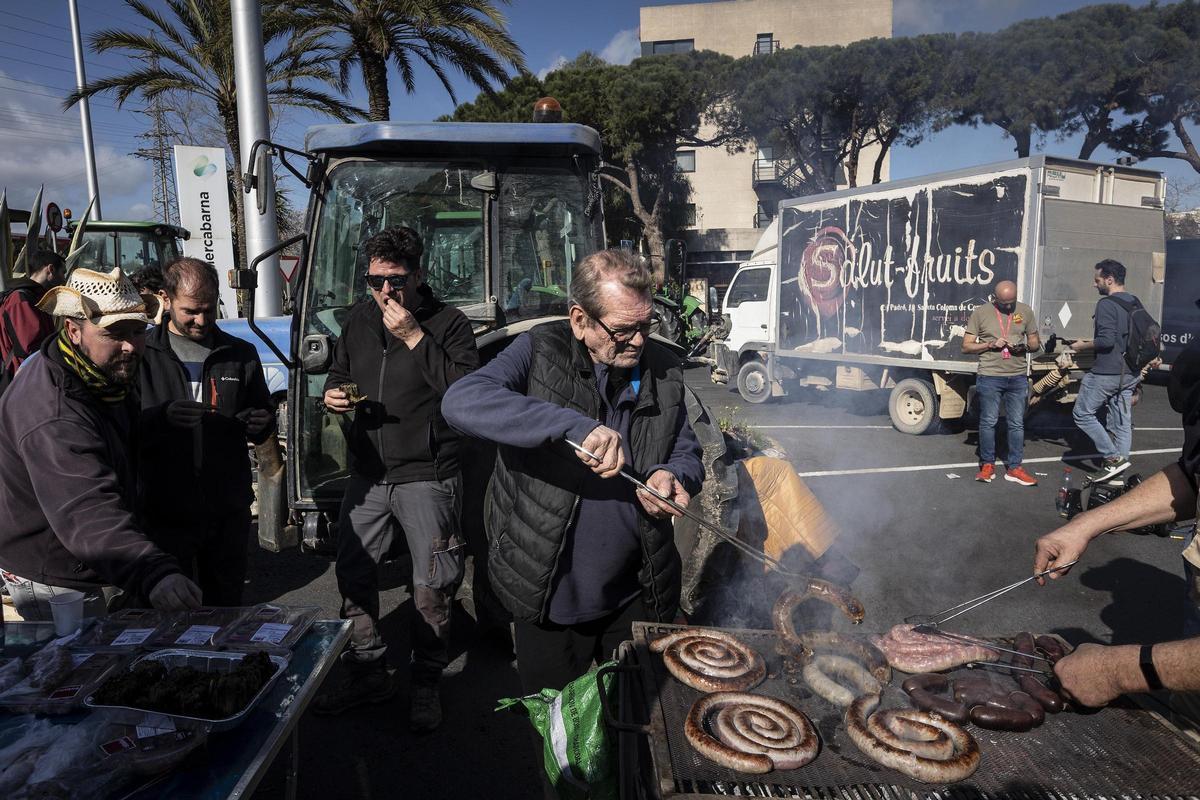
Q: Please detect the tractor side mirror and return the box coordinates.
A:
[301,334,332,373]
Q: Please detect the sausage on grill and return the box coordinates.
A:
[650,628,766,693]
[802,654,881,707]
[902,673,970,724]
[685,692,820,774]
[845,692,981,784]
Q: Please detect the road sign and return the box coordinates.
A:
[46,202,63,232]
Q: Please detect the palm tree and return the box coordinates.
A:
[65,0,365,268]
[278,0,527,121]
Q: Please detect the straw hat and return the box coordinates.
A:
[38,267,148,327]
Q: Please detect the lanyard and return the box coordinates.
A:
[994,307,1014,341]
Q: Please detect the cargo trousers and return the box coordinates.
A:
[335,473,465,684]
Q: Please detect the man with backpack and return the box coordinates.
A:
[1071,259,1160,483]
[0,249,65,392]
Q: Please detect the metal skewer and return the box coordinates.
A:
[903,560,1079,628]
[565,439,812,581]
[966,661,1055,679]
[912,627,1055,664]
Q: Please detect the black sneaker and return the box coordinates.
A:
[1095,456,1131,483]
[311,665,399,716]
[410,682,442,733]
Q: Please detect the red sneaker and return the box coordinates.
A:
[975,464,995,482]
[1005,466,1038,486]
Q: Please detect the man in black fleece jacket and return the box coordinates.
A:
[138,258,275,607]
[313,226,479,732]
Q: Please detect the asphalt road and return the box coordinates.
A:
[248,367,1193,799]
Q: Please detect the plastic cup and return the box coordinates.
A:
[48,590,85,636]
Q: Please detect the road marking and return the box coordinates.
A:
[757,425,1181,432]
[795,447,1183,478]
[756,425,893,430]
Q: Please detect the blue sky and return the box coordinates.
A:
[2,0,1196,224]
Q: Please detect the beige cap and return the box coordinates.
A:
[38,267,148,327]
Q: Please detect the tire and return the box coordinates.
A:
[889,377,941,435]
[737,359,772,404]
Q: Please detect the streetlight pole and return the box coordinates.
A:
[231,0,282,317]
[66,0,102,220]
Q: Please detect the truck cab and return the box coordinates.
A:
[269,121,605,546]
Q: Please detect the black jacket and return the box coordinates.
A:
[138,320,274,520]
[0,336,181,596]
[325,287,479,484]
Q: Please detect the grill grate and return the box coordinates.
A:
[626,623,1200,799]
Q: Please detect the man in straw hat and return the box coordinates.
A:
[0,267,202,620]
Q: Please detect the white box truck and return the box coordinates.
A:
[712,156,1167,433]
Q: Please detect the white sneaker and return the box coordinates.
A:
[1095,457,1131,483]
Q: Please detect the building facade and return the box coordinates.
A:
[640,0,893,293]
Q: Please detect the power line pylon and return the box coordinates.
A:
[133,86,179,226]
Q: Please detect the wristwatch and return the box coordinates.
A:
[1139,644,1163,691]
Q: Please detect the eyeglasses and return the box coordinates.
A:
[364,272,410,291]
[591,313,653,344]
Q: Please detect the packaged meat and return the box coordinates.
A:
[216,604,320,650]
[87,648,289,731]
[75,608,169,650]
[148,607,253,649]
[0,650,127,714]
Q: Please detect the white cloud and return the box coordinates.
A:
[124,202,152,220]
[0,73,150,224]
[536,55,569,81]
[600,28,641,66]
[893,0,1048,35]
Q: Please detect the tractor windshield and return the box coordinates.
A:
[75,229,181,273]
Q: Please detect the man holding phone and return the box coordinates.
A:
[314,227,478,731]
[963,280,1041,485]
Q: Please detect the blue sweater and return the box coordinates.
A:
[442,333,704,624]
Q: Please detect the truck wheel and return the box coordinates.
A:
[889,378,941,435]
[737,360,772,404]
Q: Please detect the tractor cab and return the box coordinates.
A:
[65,218,188,274]
[277,121,605,544]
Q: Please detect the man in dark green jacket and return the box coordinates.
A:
[314,226,479,732]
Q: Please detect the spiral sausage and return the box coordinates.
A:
[901,673,970,724]
[780,632,892,685]
[802,654,881,707]
[650,629,766,692]
[685,692,820,774]
[845,693,981,784]
[866,708,955,759]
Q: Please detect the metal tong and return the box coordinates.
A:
[903,560,1079,629]
[565,439,811,581]
[912,627,1055,666]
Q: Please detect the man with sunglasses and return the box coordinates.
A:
[441,248,704,700]
[314,226,479,731]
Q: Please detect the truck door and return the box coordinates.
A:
[723,265,773,351]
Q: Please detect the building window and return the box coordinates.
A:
[754,33,777,56]
[675,150,696,173]
[642,39,695,56]
[756,147,774,163]
[683,204,697,227]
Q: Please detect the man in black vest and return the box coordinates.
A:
[314,226,479,732]
[442,248,705,695]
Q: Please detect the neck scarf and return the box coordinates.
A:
[57,327,129,404]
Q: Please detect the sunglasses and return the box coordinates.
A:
[364,272,411,291]
[591,314,653,344]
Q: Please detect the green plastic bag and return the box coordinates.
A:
[496,661,618,800]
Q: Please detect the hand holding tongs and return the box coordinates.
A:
[565,439,810,581]
[903,560,1079,630]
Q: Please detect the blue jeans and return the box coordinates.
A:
[1073,371,1139,460]
[976,374,1028,467]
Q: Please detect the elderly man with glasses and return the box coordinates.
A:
[442,248,704,698]
[314,226,479,730]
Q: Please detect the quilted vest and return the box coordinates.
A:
[484,320,684,624]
